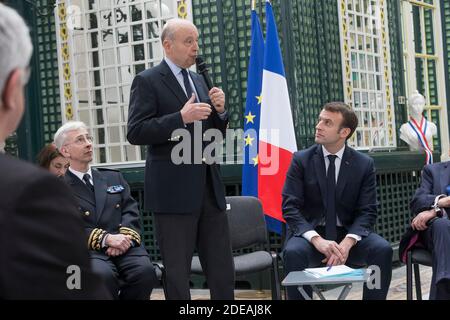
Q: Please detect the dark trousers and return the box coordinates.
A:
[283,227,393,300]
[154,169,235,300]
[422,217,450,300]
[91,254,157,300]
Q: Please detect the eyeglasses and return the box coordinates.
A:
[66,134,94,146]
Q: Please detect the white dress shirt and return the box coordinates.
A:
[164,57,227,120]
[69,167,93,186]
[165,57,200,99]
[302,145,361,243]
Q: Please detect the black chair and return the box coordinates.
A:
[406,248,432,300]
[153,262,168,299]
[191,196,281,300]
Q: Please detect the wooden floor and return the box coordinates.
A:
[150,264,433,300]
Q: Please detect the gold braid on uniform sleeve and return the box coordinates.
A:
[88,228,108,251]
[119,227,141,245]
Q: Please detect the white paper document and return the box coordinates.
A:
[304,265,365,278]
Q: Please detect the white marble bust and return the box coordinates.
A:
[399,90,437,151]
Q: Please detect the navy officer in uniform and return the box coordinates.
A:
[54,121,157,300]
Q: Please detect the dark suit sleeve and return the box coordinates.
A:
[347,158,378,236]
[282,153,315,236]
[3,174,110,299]
[211,110,228,136]
[410,165,438,215]
[127,74,185,145]
[193,72,228,135]
[117,172,143,246]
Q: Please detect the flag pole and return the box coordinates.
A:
[251,0,255,10]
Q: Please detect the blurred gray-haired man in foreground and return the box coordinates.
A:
[0,3,110,299]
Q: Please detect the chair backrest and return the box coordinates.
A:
[225,196,268,250]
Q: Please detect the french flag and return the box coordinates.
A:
[242,5,264,198]
[258,1,297,234]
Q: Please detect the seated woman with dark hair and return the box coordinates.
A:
[37,143,69,177]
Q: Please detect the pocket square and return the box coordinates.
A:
[107,185,125,193]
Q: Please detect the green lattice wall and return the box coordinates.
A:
[412,2,442,152]
[191,0,345,148]
[443,0,450,129]
[4,0,61,159]
[192,0,253,130]
[35,0,63,144]
[285,0,344,148]
[424,4,441,151]
[387,0,407,146]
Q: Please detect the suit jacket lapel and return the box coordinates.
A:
[336,146,353,200]
[92,169,107,224]
[65,170,96,207]
[160,60,190,106]
[313,145,327,209]
[439,161,450,194]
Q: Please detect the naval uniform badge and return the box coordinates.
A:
[107,185,125,193]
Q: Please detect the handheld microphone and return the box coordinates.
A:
[195,56,213,90]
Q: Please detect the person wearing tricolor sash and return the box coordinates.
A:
[400,91,437,164]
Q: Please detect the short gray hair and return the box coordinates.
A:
[54,121,88,149]
[160,18,196,43]
[0,4,33,97]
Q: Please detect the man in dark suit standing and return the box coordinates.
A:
[409,162,450,299]
[54,121,157,300]
[282,102,392,300]
[0,3,109,299]
[127,18,234,300]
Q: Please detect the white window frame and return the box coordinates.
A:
[55,0,193,166]
[338,0,397,150]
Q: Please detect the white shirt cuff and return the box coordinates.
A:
[434,194,446,208]
[346,234,361,242]
[302,230,320,242]
[101,233,110,248]
[302,231,361,242]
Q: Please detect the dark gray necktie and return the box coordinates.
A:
[83,173,94,193]
[181,68,197,102]
[325,155,337,241]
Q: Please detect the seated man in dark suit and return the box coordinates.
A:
[409,161,450,299]
[54,121,157,300]
[282,101,393,300]
[0,3,109,299]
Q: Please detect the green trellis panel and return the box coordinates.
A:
[35,0,63,144]
[285,0,344,148]
[442,0,450,129]
[411,2,442,152]
[4,0,62,159]
[191,0,346,148]
[388,0,407,146]
[192,0,253,130]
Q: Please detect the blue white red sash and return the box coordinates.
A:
[408,116,433,164]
